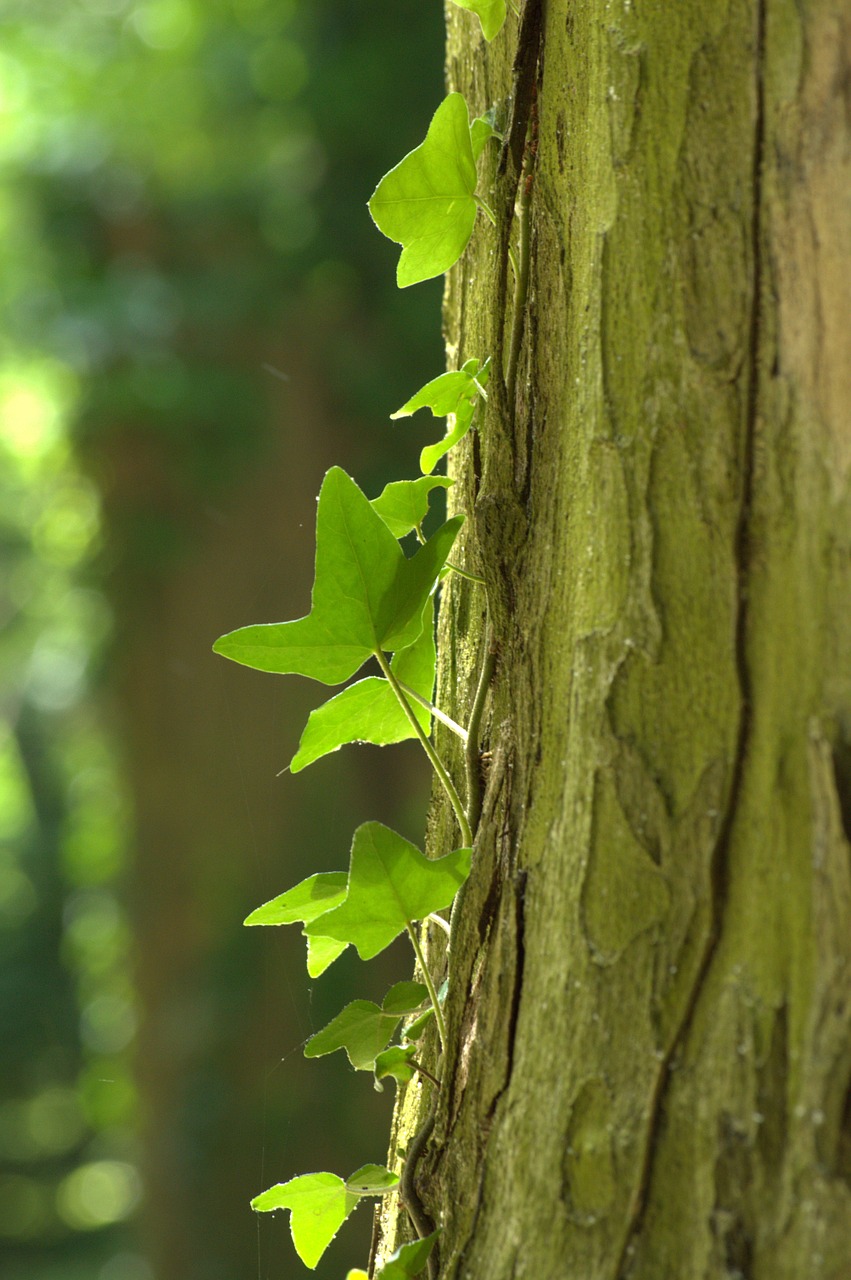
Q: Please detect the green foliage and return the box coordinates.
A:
[244,872,348,927]
[213,467,461,683]
[370,476,453,539]
[303,821,471,961]
[399,1004,435,1043]
[305,982,427,1071]
[373,1044,418,1087]
[220,8,516,1269]
[375,1233,440,1280]
[251,1165,398,1269]
[470,113,499,160]
[451,0,508,42]
[290,598,435,774]
[392,358,490,474]
[369,94,481,287]
[222,278,486,1275]
[345,1164,401,1194]
[381,980,432,1015]
[243,871,349,976]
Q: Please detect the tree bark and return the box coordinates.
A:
[380,2,851,1277]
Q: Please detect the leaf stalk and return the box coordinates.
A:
[375,648,473,848]
[465,623,496,835]
[406,922,447,1055]
[398,680,468,743]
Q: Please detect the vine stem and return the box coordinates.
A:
[413,525,486,587]
[398,680,468,742]
[408,1059,441,1090]
[406,922,447,1055]
[464,622,496,834]
[445,560,486,585]
[398,1092,438,1278]
[474,193,497,225]
[375,647,473,848]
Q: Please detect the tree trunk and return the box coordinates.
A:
[382,2,851,1277]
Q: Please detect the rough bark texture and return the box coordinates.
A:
[377,2,851,1277]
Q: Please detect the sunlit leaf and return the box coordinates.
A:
[306,934,349,979]
[289,600,435,773]
[369,94,478,287]
[451,0,507,41]
[214,467,461,684]
[243,872,349,976]
[370,476,453,539]
[244,872,347,927]
[251,1173,358,1269]
[374,1044,418,1086]
[305,981,427,1070]
[304,1000,402,1070]
[345,1165,400,1195]
[375,1233,440,1280]
[304,822,471,960]
[470,114,497,161]
[391,360,484,421]
[392,358,490,474]
[252,1166,397,1270]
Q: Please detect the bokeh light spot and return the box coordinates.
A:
[130,0,197,51]
[56,1160,141,1230]
[80,993,137,1055]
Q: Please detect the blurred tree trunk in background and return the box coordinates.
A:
[4,4,451,1279]
[83,341,344,1280]
[377,2,851,1277]
[56,5,447,1278]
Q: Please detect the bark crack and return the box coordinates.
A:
[612,4,767,1274]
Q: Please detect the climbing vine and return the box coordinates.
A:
[213,3,529,1276]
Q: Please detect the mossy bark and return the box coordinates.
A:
[376,1,851,1278]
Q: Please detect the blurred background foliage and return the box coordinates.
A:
[0,2,444,1278]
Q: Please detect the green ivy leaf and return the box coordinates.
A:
[374,1044,418,1086]
[305,1000,401,1070]
[391,358,487,420]
[345,1165,400,1196]
[243,872,349,977]
[375,1233,440,1280]
[304,821,471,960]
[401,1005,434,1042]
[244,872,347,927]
[290,599,435,774]
[370,476,453,539]
[305,935,348,979]
[369,94,478,287]
[451,0,506,41]
[470,114,497,161]
[213,467,461,684]
[252,1166,398,1270]
[305,981,428,1070]
[381,980,429,1015]
[392,358,490,475]
[251,1173,358,1269]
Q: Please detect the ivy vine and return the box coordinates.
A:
[214,2,531,1274]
